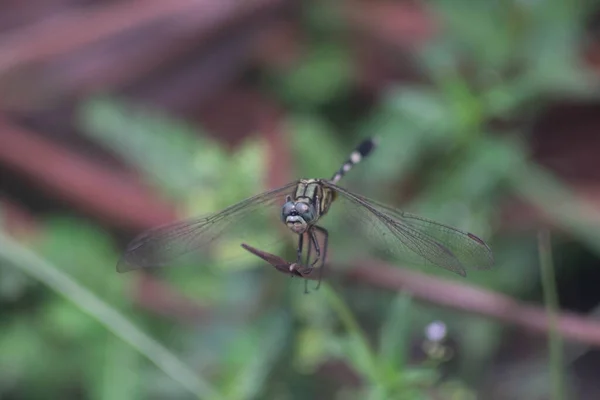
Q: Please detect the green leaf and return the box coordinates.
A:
[79,97,227,198]
[277,44,353,107]
[96,337,141,400]
[224,313,289,400]
[287,114,343,178]
[378,293,413,373]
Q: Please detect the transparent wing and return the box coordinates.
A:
[322,181,494,276]
[117,182,299,272]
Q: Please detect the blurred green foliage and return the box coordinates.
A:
[1,0,599,399]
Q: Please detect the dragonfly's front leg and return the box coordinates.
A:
[292,232,304,279]
[308,227,321,268]
[295,232,304,264]
[305,231,313,266]
[313,225,329,290]
[303,232,313,294]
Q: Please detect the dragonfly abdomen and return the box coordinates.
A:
[331,137,377,184]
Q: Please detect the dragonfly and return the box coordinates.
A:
[117,138,494,287]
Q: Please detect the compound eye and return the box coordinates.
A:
[281,201,295,218]
[295,203,308,213]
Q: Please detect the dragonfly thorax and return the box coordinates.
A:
[281,198,317,234]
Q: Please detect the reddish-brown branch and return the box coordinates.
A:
[0,0,209,74]
[0,196,40,240]
[43,0,287,105]
[0,117,177,231]
[0,0,288,113]
[346,262,600,347]
[343,0,436,49]
[241,243,600,348]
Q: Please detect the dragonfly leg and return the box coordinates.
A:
[293,233,304,278]
[296,232,304,263]
[305,231,313,266]
[308,227,321,267]
[304,232,313,294]
[313,225,329,290]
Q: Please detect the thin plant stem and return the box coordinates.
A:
[538,229,565,400]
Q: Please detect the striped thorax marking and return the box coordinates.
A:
[295,179,336,218]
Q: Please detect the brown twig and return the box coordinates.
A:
[0,116,177,231]
[0,0,288,112]
[345,262,600,347]
[343,0,436,49]
[0,196,40,240]
[0,0,207,74]
[241,243,600,348]
[67,0,287,96]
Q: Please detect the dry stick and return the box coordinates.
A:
[241,243,600,348]
[0,0,288,78]
[0,1,198,73]
[348,264,600,347]
[0,117,177,231]
[58,0,285,93]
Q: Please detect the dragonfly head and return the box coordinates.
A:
[281,199,316,234]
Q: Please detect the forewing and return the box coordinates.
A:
[117,182,298,272]
[322,182,494,276]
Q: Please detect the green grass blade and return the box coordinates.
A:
[537,229,565,400]
[0,231,223,400]
[226,314,289,400]
[378,293,413,372]
[98,337,140,400]
[321,283,379,384]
